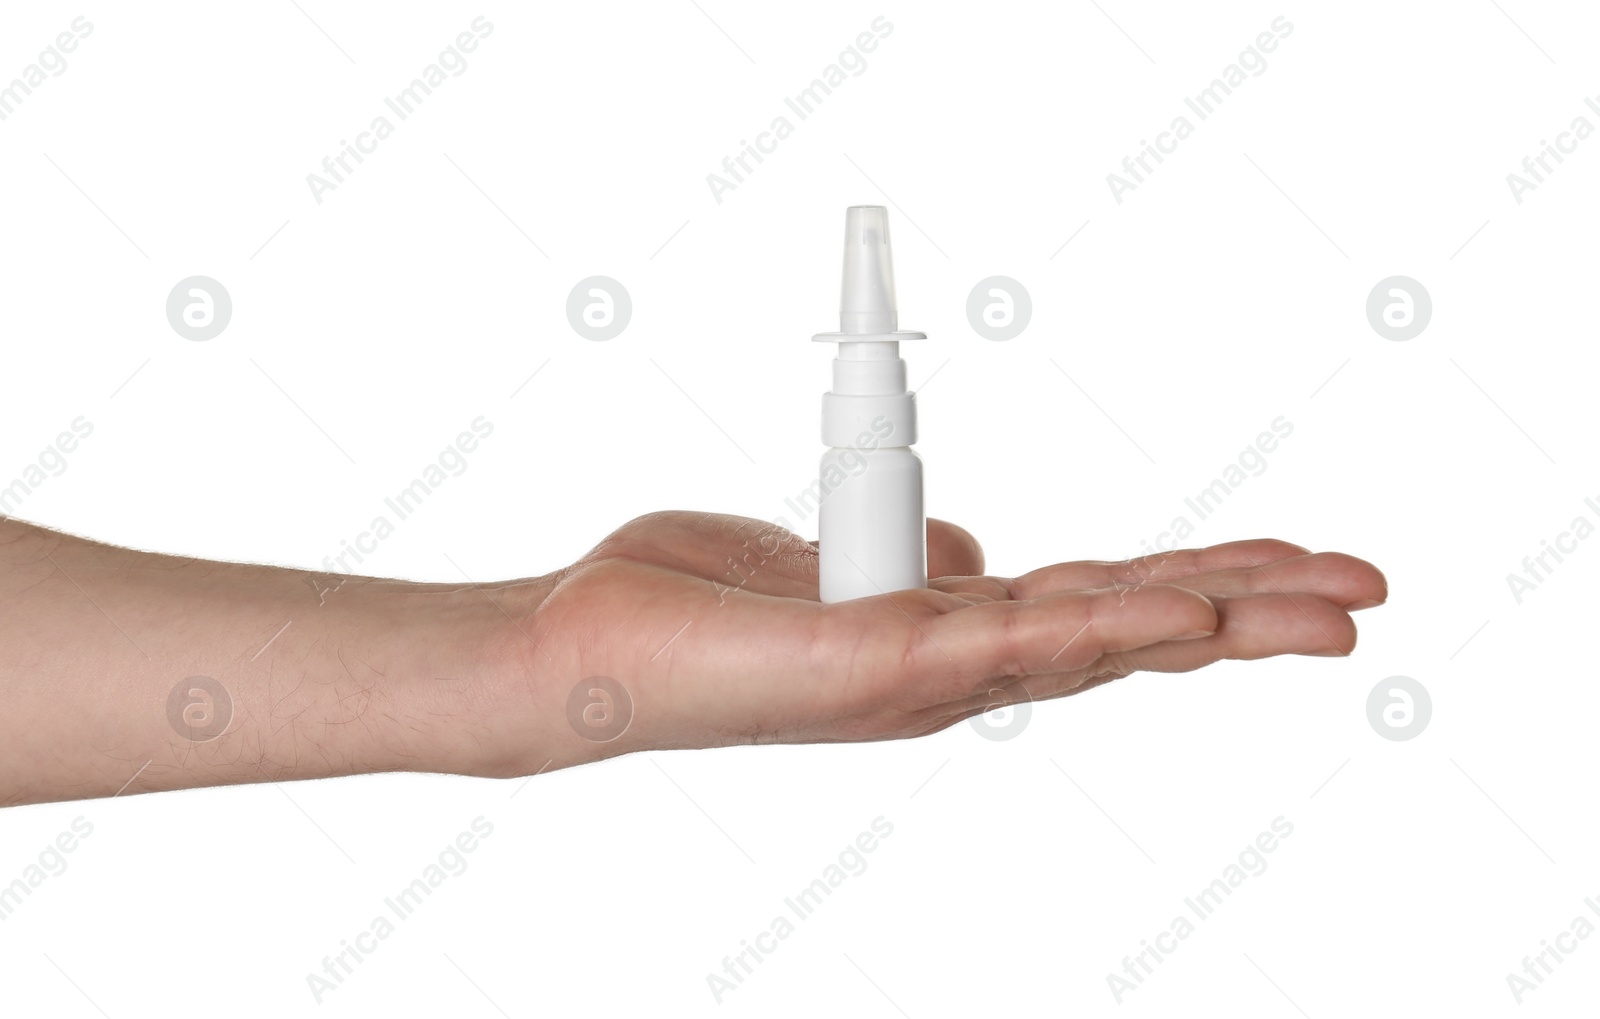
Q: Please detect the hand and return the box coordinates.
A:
[486,512,1387,774]
[0,513,1385,802]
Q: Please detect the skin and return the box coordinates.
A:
[0,512,1385,806]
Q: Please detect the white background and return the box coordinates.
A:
[2,1,1597,1015]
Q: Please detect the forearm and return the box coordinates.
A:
[0,518,555,805]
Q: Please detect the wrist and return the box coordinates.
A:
[468,566,649,780]
[417,571,586,780]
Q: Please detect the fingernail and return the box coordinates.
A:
[1173,629,1215,640]
[1346,598,1385,611]
[1308,646,1348,656]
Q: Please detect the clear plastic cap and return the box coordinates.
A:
[839,206,898,334]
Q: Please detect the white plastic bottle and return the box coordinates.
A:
[814,206,927,603]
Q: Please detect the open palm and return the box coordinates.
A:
[504,511,1386,769]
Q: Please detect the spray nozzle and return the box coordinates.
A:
[839,205,898,334]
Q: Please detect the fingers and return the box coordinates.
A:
[1008,592,1355,705]
[929,573,1014,601]
[1152,552,1386,610]
[1010,539,1312,600]
[910,583,1218,702]
[903,590,1360,732]
[927,518,984,578]
[1110,591,1356,668]
[929,538,1317,604]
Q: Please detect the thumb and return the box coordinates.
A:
[928,518,984,578]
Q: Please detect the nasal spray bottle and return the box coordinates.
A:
[814,206,927,603]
